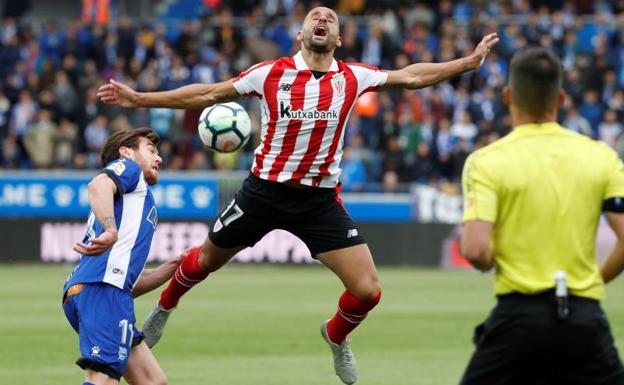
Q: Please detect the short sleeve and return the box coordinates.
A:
[232,61,274,97]
[99,159,142,195]
[462,154,498,222]
[347,63,389,95]
[604,147,624,199]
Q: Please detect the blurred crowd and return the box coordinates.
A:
[1,0,624,193]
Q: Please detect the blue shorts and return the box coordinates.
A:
[62,282,143,379]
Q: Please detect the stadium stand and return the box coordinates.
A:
[1,0,624,194]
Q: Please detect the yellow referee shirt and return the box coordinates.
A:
[462,122,624,300]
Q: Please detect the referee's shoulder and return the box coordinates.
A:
[559,126,618,156]
[466,133,517,163]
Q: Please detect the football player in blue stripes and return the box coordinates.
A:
[62,128,183,385]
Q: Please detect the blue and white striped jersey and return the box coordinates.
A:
[64,158,158,294]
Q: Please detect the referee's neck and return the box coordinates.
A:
[511,108,558,129]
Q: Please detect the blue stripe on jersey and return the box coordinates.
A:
[64,159,158,294]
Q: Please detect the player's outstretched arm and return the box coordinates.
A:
[97,79,240,109]
[73,174,119,256]
[601,212,624,283]
[132,249,186,297]
[380,33,499,90]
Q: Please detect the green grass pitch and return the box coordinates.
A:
[4,264,624,385]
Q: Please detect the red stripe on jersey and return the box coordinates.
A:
[291,74,335,182]
[316,65,358,182]
[267,71,312,180]
[252,61,287,176]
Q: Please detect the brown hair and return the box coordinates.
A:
[509,47,563,116]
[100,128,160,165]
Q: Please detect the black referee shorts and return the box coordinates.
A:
[208,173,366,257]
[460,291,624,385]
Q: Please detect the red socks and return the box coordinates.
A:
[326,290,381,344]
[159,246,209,310]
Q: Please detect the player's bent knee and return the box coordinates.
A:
[351,280,382,303]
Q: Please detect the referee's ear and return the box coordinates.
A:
[503,86,510,107]
[557,89,565,107]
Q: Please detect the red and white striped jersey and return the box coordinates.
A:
[232,51,388,188]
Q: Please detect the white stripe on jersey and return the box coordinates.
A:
[103,175,147,289]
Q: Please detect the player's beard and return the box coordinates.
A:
[303,29,337,54]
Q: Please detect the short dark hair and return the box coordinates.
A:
[100,128,160,165]
[509,47,563,115]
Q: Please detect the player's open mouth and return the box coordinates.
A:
[152,166,159,172]
[313,24,328,37]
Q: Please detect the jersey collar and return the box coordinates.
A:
[513,122,562,133]
[294,51,338,71]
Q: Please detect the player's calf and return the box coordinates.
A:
[326,290,382,344]
[158,246,208,310]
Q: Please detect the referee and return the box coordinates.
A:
[459,47,624,385]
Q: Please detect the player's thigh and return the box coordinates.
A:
[74,283,137,381]
[207,188,276,259]
[124,341,167,385]
[317,244,380,300]
[199,236,246,272]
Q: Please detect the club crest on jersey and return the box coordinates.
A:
[331,78,345,94]
[279,101,338,120]
[107,161,126,176]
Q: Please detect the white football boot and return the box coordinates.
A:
[141,304,174,348]
[321,320,358,384]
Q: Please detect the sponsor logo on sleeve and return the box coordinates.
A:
[107,161,126,176]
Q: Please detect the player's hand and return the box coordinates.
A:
[471,33,500,69]
[73,230,119,256]
[97,79,139,108]
[160,248,189,276]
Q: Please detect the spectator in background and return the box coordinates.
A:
[52,70,79,120]
[579,89,604,135]
[84,114,108,167]
[193,48,221,84]
[609,90,624,120]
[436,118,453,179]
[150,108,175,140]
[9,89,38,166]
[599,110,623,149]
[0,89,10,138]
[564,106,593,137]
[341,146,367,192]
[407,142,436,184]
[55,118,78,168]
[451,111,478,144]
[24,108,56,168]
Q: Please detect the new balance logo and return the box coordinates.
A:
[347,229,359,238]
[279,83,292,92]
[279,101,338,120]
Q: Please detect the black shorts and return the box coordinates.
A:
[208,173,366,257]
[460,291,624,385]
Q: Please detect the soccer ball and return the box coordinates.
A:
[198,102,251,153]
